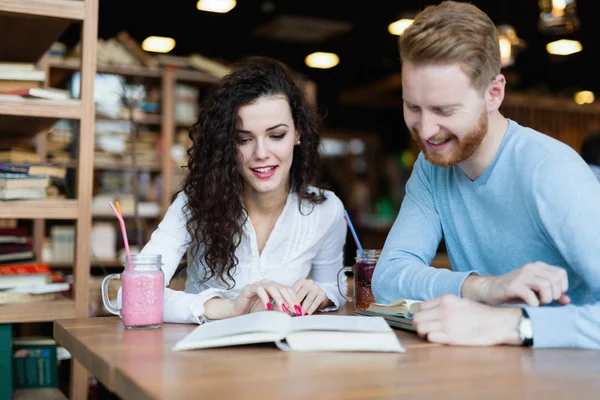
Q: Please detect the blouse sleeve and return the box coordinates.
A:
[134,193,230,323]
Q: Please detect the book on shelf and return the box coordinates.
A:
[0,163,66,179]
[0,69,45,81]
[0,87,71,101]
[116,31,159,68]
[172,311,405,353]
[0,250,34,263]
[12,337,59,389]
[0,263,54,289]
[0,80,41,91]
[0,149,41,164]
[0,187,47,200]
[0,227,29,244]
[0,62,37,71]
[188,53,232,78]
[0,173,50,190]
[4,281,70,294]
[0,291,64,305]
[0,324,12,399]
[0,243,33,255]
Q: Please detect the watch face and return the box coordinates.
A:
[520,317,533,339]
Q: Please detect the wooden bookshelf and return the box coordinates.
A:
[96,113,161,125]
[174,68,220,84]
[48,56,162,78]
[0,299,76,324]
[0,0,99,398]
[14,388,68,400]
[0,1,83,64]
[48,259,124,268]
[0,96,80,136]
[0,199,79,219]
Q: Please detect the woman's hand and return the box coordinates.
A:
[292,278,331,315]
[232,280,303,317]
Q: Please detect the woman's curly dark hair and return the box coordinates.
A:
[183,56,326,288]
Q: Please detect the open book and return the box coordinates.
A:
[172,311,405,353]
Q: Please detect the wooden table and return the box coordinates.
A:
[54,308,600,400]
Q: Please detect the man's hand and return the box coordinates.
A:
[461,262,571,307]
[413,295,523,346]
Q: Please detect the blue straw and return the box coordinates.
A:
[343,209,367,261]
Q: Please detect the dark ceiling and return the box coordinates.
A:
[59,0,600,151]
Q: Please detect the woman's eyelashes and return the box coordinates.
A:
[271,132,286,140]
[236,132,287,144]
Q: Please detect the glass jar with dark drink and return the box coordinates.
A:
[337,249,380,310]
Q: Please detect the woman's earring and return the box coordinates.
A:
[296,140,301,145]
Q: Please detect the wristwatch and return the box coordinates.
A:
[198,315,212,325]
[518,308,534,347]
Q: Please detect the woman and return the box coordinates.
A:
[140,56,347,324]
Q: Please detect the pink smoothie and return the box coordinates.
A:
[120,269,164,328]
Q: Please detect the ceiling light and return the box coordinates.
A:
[305,52,339,69]
[388,19,413,36]
[497,25,526,67]
[141,36,175,53]
[196,0,236,13]
[546,39,582,55]
[538,0,580,34]
[574,90,594,105]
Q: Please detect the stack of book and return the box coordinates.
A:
[0,227,33,265]
[0,262,70,305]
[0,62,70,100]
[0,147,67,200]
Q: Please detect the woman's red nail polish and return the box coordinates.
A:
[266,302,272,310]
[282,304,289,313]
[294,305,302,315]
[304,312,308,316]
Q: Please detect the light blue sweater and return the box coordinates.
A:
[373,119,600,349]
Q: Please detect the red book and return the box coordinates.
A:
[0,262,56,289]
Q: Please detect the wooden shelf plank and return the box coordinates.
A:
[96,113,161,125]
[94,161,161,171]
[49,258,124,268]
[0,96,81,119]
[49,56,162,78]
[0,0,85,20]
[0,298,75,323]
[14,388,68,400]
[0,96,80,135]
[0,199,79,219]
[175,68,220,84]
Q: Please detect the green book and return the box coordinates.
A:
[12,336,58,389]
[0,324,12,399]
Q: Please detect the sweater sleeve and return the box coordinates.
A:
[372,155,478,303]
[527,156,600,348]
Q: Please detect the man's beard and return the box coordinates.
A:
[410,108,488,167]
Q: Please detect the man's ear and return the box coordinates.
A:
[486,73,506,112]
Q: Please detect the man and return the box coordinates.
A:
[372,1,600,349]
[581,130,600,182]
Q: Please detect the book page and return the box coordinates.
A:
[289,315,392,333]
[172,311,291,351]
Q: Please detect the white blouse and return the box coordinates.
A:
[139,188,348,324]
